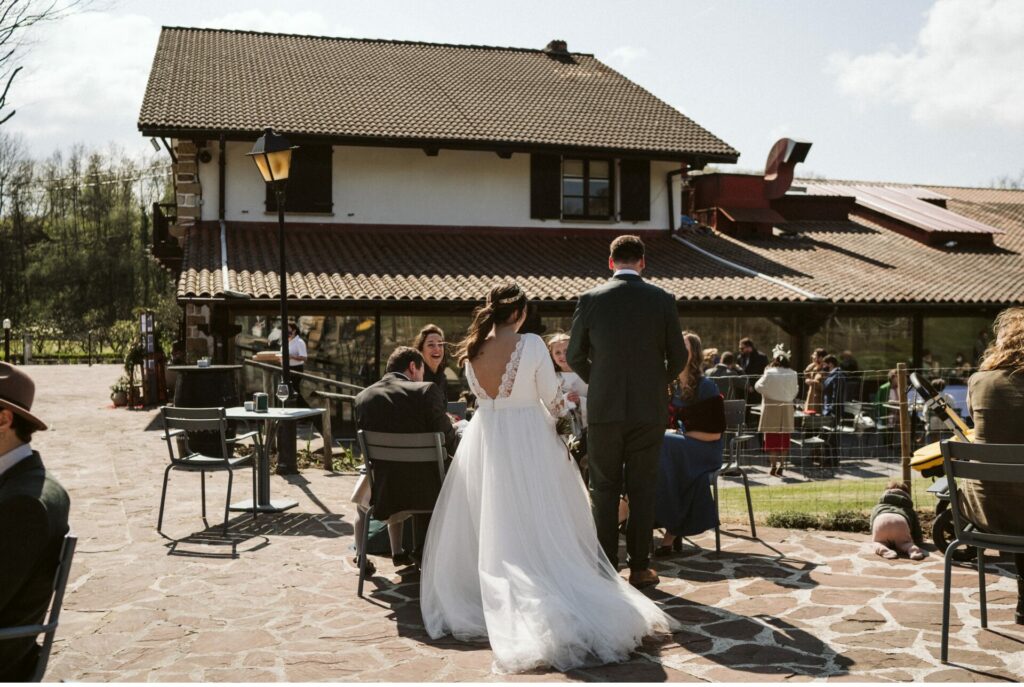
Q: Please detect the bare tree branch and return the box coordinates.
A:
[0,0,90,126]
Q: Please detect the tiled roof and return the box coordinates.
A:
[175,186,1024,308]
[178,226,795,303]
[139,27,738,160]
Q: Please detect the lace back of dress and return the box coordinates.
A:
[467,337,526,401]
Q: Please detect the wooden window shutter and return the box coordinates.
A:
[619,159,651,222]
[267,145,333,213]
[530,154,561,219]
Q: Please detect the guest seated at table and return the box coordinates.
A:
[960,308,1024,624]
[414,324,449,401]
[0,363,70,682]
[351,347,457,573]
[655,332,725,555]
[755,345,799,477]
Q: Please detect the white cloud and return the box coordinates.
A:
[828,0,1024,128]
[7,11,160,157]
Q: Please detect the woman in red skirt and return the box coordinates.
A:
[754,345,800,476]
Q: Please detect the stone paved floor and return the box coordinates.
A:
[26,365,1024,681]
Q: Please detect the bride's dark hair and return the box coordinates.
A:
[456,281,528,366]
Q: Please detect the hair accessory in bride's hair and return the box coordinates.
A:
[772,343,791,360]
[490,286,524,306]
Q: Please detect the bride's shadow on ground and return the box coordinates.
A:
[360,552,852,682]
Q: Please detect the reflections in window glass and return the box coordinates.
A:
[590,160,609,179]
[589,179,610,198]
[590,198,610,216]
[563,178,584,196]
[563,197,584,216]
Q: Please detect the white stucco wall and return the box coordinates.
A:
[197,142,681,230]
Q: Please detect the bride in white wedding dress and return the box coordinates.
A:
[420,282,676,674]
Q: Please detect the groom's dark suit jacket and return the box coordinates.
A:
[354,373,457,519]
[0,451,70,682]
[567,274,688,425]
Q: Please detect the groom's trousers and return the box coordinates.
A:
[587,422,665,571]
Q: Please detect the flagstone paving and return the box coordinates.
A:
[27,365,1024,681]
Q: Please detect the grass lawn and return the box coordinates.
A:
[716,473,936,524]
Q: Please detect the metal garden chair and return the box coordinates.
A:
[158,406,261,536]
[939,441,1024,663]
[711,399,757,552]
[355,430,447,597]
[0,534,77,682]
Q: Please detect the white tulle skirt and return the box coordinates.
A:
[420,401,676,674]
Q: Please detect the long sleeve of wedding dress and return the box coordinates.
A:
[420,334,676,674]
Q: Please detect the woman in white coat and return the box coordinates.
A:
[754,345,800,476]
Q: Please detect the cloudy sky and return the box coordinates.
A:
[8,0,1023,186]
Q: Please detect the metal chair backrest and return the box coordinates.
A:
[723,399,746,431]
[357,430,447,498]
[160,406,231,465]
[941,441,1024,551]
[801,413,835,434]
[0,534,77,682]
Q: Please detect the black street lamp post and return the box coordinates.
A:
[247,128,298,395]
[248,128,300,475]
[2,318,9,362]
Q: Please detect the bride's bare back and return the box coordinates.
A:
[470,332,522,398]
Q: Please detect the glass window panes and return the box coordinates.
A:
[563,178,584,196]
[589,179,610,199]
[563,197,584,216]
[563,159,584,177]
[561,158,613,218]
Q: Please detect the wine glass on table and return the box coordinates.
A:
[276,382,290,408]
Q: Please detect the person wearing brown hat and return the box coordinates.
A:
[0,362,70,681]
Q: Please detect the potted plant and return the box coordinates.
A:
[110,375,131,407]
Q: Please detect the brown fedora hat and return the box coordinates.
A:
[0,362,47,431]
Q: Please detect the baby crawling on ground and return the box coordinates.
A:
[869,480,926,560]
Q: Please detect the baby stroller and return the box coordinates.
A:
[908,372,977,561]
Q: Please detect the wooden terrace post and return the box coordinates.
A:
[896,363,911,482]
[321,396,334,470]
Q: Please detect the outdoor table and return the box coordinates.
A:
[225,406,325,513]
[168,364,242,455]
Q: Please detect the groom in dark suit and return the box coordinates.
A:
[0,362,70,681]
[567,235,687,589]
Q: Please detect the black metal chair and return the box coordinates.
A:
[791,414,837,474]
[355,430,447,597]
[0,534,77,682]
[158,406,261,536]
[711,399,757,552]
[939,441,1024,663]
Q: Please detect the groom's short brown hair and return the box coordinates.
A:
[610,235,645,263]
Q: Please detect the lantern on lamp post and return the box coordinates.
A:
[247,128,297,397]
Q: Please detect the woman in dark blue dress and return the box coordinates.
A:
[655,331,725,555]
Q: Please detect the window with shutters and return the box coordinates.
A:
[561,158,613,219]
[266,144,333,213]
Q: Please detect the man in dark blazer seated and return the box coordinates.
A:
[0,362,70,682]
[568,235,687,589]
[352,346,457,570]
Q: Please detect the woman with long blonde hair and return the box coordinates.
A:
[963,307,1024,625]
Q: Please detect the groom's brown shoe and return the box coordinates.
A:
[628,568,659,589]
